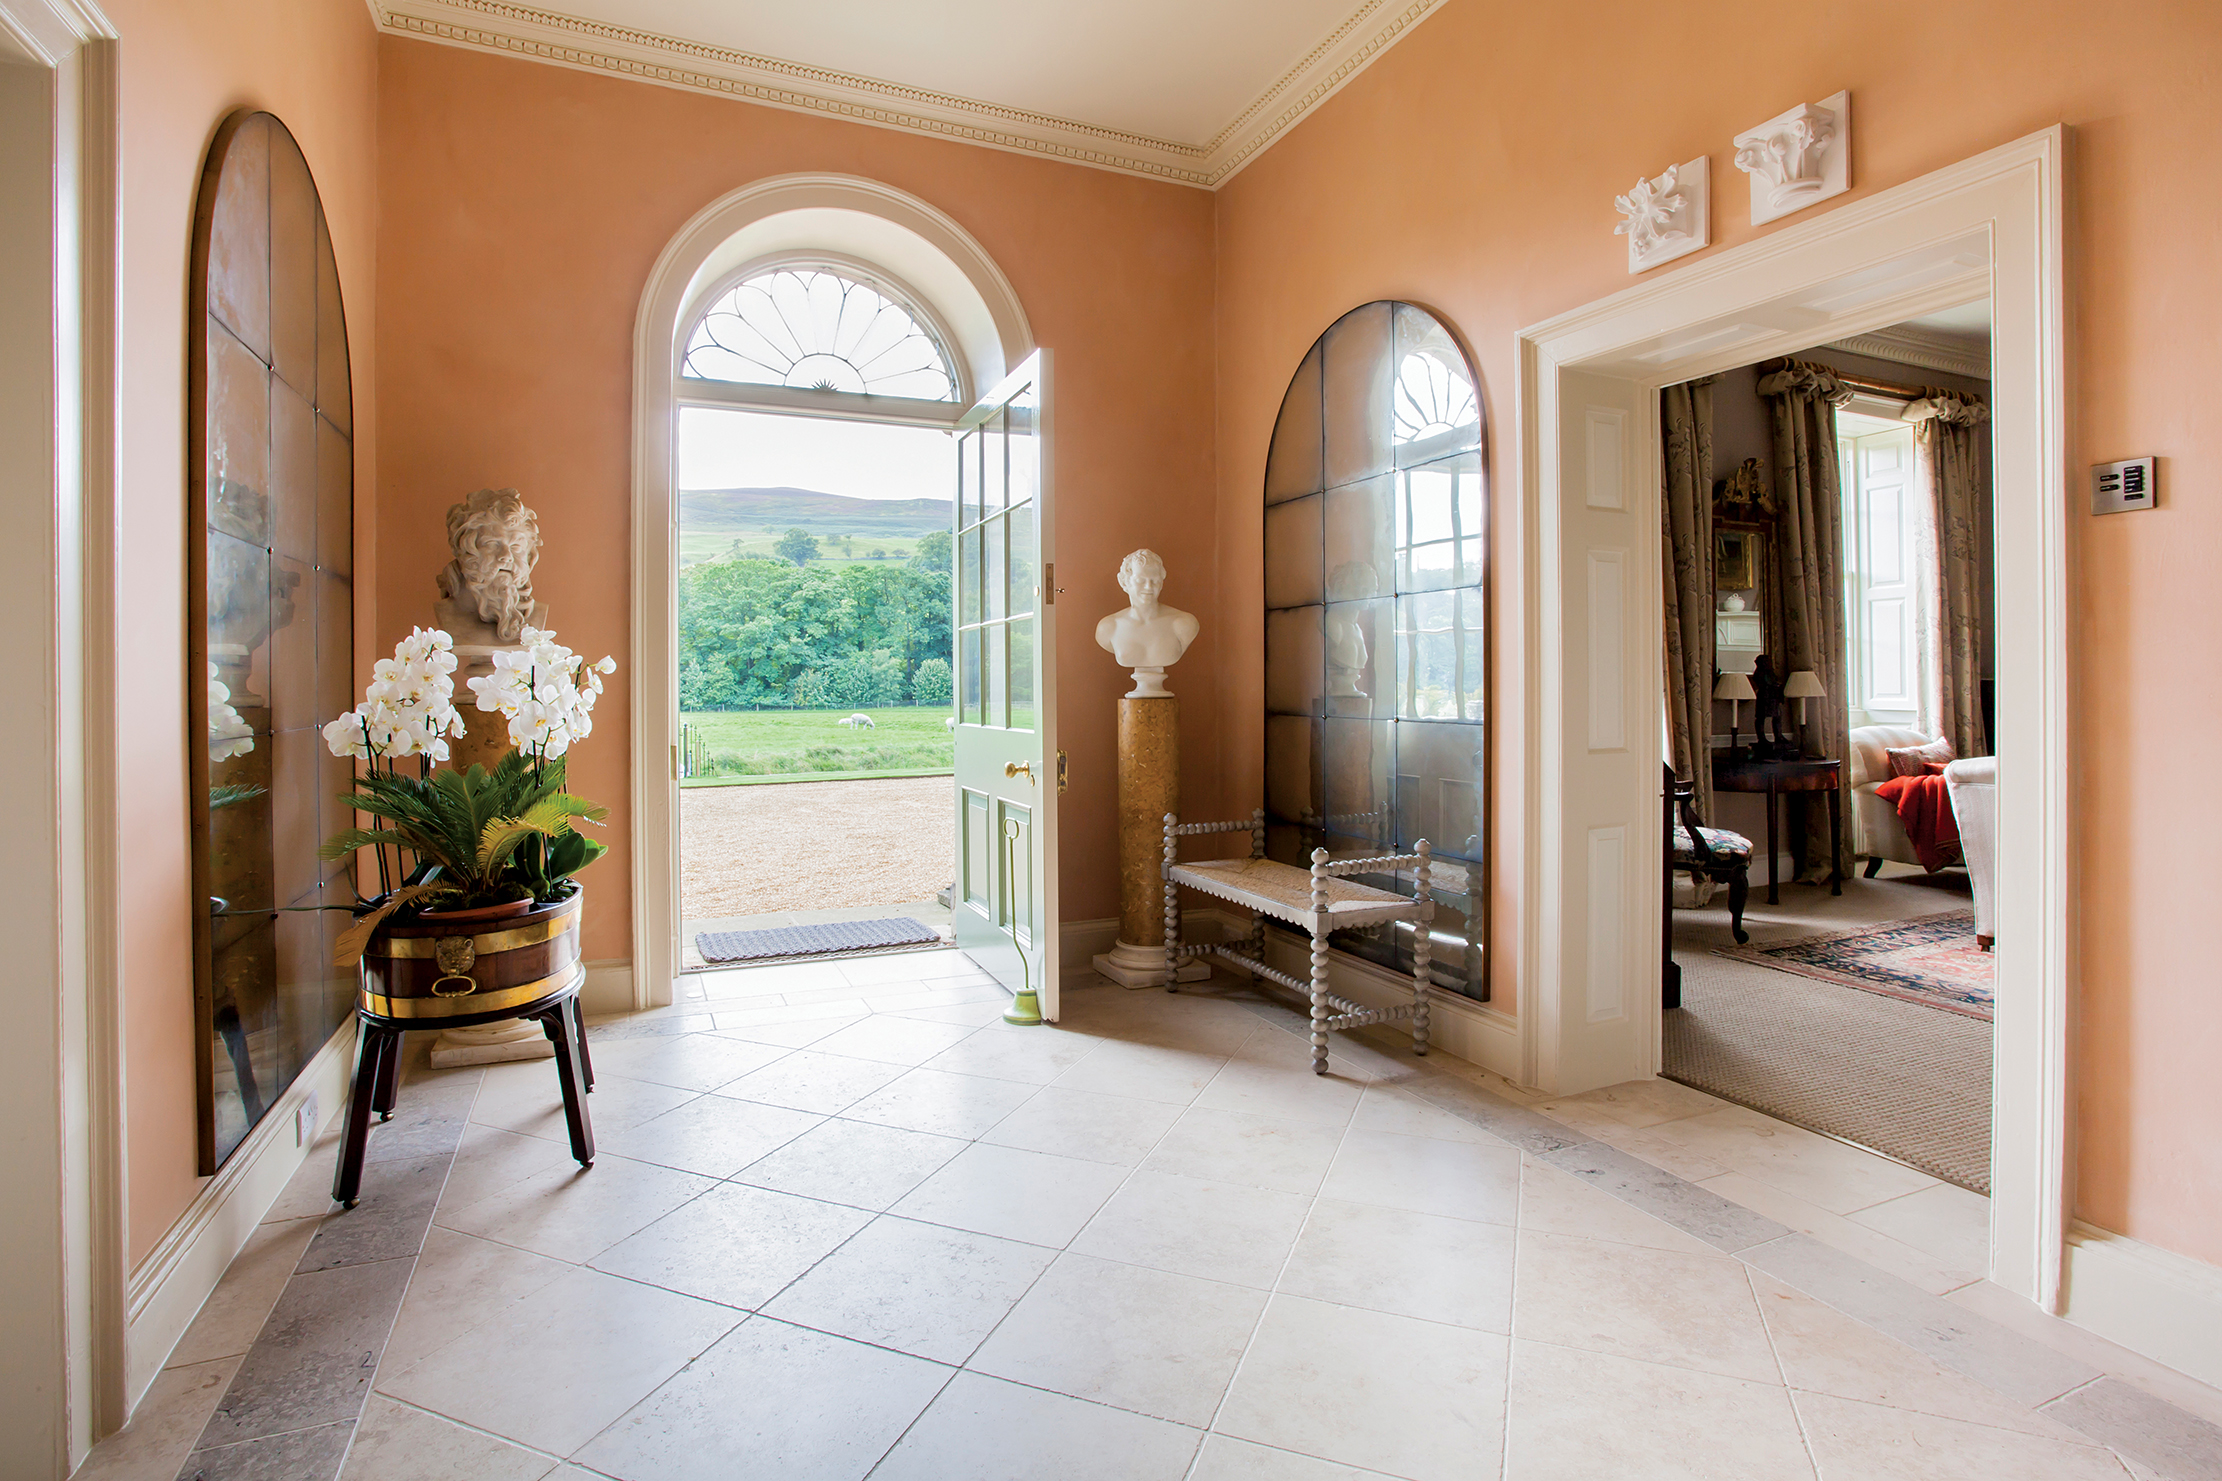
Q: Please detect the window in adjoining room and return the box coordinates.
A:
[1262,301,1492,1000]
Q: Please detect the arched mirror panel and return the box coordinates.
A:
[189,111,356,1171]
[1262,301,1492,999]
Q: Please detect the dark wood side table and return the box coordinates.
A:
[1711,755,1843,904]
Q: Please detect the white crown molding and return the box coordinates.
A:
[1823,323,1991,381]
[367,0,1445,189]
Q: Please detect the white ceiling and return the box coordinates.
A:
[372,0,1447,186]
[546,0,1358,145]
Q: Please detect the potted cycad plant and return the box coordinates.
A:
[321,627,616,1020]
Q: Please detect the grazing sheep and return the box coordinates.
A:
[837,713,876,730]
[943,716,957,731]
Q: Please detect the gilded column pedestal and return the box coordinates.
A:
[1093,695,1207,988]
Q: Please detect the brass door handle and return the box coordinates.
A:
[1005,761,1035,782]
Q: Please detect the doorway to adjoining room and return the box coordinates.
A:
[1659,301,1997,1213]
[676,405,956,971]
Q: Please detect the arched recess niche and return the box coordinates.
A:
[187,110,356,1171]
[628,175,1034,1004]
[1261,301,1492,1001]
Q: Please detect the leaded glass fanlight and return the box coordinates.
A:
[682,266,958,401]
[1262,301,1492,1000]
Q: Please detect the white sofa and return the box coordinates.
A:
[1848,724,1934,874]
[1944,756,1997,948]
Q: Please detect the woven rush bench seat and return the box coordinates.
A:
[1161,811,1437,1077]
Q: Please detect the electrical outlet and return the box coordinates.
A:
[2092,456,2156,515]
[297,1091,319,1147]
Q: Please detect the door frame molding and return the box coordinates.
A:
[0,0,125,1466]
[1513,129,2069,1307]
[629,174,1032,1005]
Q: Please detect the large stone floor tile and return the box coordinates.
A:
[340,1395,556,1481]
[841,1066,1037,1140]
[889,1142,1125,1247]
[597,1092,824,1179]
[435,1154,715,1263]
[377,1265,737,1456]
[1139,1106,1343,1197]
[1501,1339,1813,1480]
[1794,1390,2134,1480]
[869,1371,1201,1481]
[760,1214,1053,1364]
[979,1084,1186,1167]
[733,1115,967,1211]
[1070,1169,1311,1289]
[1512,1229,1780,1383]
[574,1317,949,1481]
[1216,1294,1508,1481]
[1278,1198,1514,1332]
[589,1181,871,1309]
[969,1251,1265,1426]
[1317,1128,1520,1225]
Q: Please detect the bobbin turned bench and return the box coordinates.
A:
[1160,810,1436,1076]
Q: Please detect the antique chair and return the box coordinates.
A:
[1943,756,1997,949]
[1665,764,1752,946]
[1849,723,1935,875]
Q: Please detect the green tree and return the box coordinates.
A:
[910,657,952,706]
[910,529,951,574]
[775,527,820,565]
[870,547,887,561]
[838,535,855,558]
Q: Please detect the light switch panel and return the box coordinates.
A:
[2092,456,2156,515]
[297,1091,319,1147]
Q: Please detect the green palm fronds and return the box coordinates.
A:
[326,749,607,909]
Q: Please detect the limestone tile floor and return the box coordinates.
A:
[78,952,2222,1481]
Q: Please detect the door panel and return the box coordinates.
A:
[951,354,1058,1015]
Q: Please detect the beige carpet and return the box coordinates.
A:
[1667,867,1991,1193]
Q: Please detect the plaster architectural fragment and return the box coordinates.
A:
[1733,91,1851,225]
[1613,156,1709,273]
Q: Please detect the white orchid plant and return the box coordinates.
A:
[319,625,614,931]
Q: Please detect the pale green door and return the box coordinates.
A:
[951,354,1058,1017]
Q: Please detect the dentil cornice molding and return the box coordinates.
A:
[368,0,1447,189]
[1823,324,1991,382]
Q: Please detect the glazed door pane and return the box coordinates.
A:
[950,354,1058,1016]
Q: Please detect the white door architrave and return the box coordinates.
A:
[1515,129,2068,1308]
[0,0,125,1467]
[630,174,1033,1008]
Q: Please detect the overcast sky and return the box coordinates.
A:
[679,407,953,502]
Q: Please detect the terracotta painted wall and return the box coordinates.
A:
[371,40,1220,968]
[106,0,380,1264]
[1211,0,2222,1263]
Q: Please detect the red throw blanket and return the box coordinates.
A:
[1876,772,1962,872]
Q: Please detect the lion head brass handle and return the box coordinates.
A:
[1005,761,1036,783]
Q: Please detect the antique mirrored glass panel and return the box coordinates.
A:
[1261,302,1490,998]
[190,112,355,1170]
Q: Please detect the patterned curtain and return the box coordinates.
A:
[1660,377,1716,819]
[1907,390,1991,758]
[1757,361,1855,879]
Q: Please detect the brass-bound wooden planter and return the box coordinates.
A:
[360,888,582,1021]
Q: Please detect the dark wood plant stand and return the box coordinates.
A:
[333,983,594,1207]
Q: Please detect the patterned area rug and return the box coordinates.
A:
[1713,910,1994,1020]
[695,917,944,964]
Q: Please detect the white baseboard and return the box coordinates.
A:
[2064,1221,2222,1390]
[581,958,635,1014]
[122,1019,357,1408]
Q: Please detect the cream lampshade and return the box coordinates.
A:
[1784,669,1825,724]
[1714,671,1756,751]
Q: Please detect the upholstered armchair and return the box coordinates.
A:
[1849,724,1934,875]
[1944,756,1997,948]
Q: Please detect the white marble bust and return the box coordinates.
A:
[434,487,550,648]
[1096,548,1199,698]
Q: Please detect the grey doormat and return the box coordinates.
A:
[1665,943,1993,1193]
[695,917,944,964]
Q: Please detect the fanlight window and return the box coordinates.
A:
[682,267,957,401]
[1393,351,1479,446]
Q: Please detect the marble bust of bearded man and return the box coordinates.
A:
[434,487,550,647]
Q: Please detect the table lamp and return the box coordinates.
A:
[1784,670,1825,752]
[1714,671,1756,754]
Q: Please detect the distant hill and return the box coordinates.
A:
[680,487,952,538]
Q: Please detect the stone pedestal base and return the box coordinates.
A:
[1093,938,1208,990]
[429,1017,553,1067]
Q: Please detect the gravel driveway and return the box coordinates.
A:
[681,774,955,918]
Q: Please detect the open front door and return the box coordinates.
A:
[951,354,1058,1016]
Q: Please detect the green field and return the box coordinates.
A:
[679,530,926,568]
[680,705,954,783]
